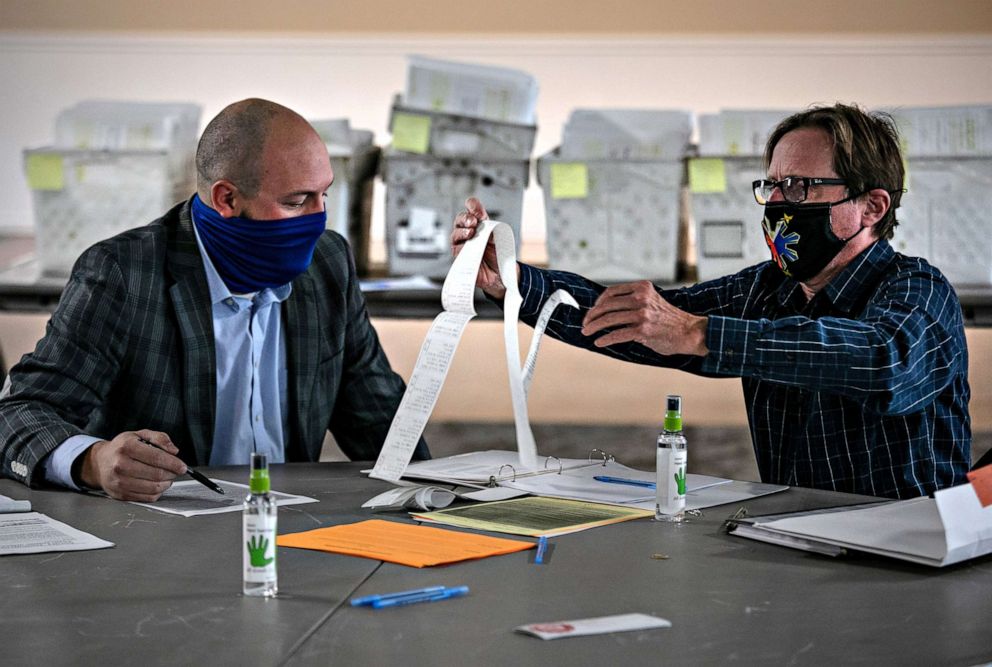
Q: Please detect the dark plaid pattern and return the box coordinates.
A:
[1,198,426,487]
[517,239,970,499]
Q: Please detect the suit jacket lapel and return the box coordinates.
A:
[284,270,319,461]
[166,202,216,466]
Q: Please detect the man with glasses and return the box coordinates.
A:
[452,103,970,500]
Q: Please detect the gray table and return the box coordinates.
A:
[2,463,991,666]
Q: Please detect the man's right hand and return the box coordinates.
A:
[451,197,518,300]
[79,430,187,502]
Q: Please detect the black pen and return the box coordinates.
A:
[137,436,225,495]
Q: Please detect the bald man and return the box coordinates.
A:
[0,99,428,501]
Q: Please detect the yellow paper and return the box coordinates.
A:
[25,154,65,191]
[412,496,652,537]
[688,158,727,194]
[550,163,589,199]
[276,518,532,568]
[392,113,432,154]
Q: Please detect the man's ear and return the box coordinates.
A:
[209,180,243,218]
[861,188,891,229]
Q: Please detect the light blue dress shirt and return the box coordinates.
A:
[44,220,291,488]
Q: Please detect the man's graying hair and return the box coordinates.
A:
[195,99,290,199]
[764,103,905,240]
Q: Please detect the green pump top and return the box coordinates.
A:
[663,394,683,432]
[249,453,271,494]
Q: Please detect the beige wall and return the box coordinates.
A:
[2,314,991,430]
[1,1,990,430]
[2,0,990,34]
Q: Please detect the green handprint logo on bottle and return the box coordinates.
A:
[674,468,686,495]
[247,535,274,567]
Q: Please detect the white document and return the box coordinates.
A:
[0,493,32,513]
[385,449,784,511]
[126,480,317,518]
[749,480,992,567]
[362,485,457,512]
[370,220,578,482]
[0,512,114,555]
[516,613,671,640]
[362,483,523,511]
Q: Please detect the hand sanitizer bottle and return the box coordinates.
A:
[656,395,687,522]
[243,453,277,597]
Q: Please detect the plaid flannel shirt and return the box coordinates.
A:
[518,239,970,499]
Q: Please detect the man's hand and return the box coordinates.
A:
[451,197,517,299]
[79,430,187,502]
[581,281,709,357]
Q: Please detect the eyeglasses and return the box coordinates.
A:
[752,177,848,205]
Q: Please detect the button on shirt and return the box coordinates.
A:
[517,240,971,499]
[194,224,291,467]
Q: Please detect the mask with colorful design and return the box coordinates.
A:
[761,195,864,282]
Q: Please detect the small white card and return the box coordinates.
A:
[515,613,671,640]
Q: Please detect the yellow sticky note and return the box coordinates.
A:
[25,154,65,191]
[550,163,589,199]
[688,158,727,194]
[392,113,431,154]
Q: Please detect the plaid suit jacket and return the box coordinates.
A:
[0,198,427,487]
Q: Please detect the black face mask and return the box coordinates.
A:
[761,195,864,282]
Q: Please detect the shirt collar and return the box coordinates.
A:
[190,206,293,308]
[821,239,895,314]
[773,239,895,313]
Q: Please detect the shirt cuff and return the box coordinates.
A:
[43,435,102,491]
[700,315,764,376]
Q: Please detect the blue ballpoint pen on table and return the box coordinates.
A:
[534,536,548,564]
[370,586,469,609]
[593,475,656,489]
[350,585,446,607]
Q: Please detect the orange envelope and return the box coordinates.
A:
[276,518,534,568]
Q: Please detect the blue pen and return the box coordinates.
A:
[350,585,446,607]
[371,585,469,609]
[593,475,656,489]
[535,536,548,564]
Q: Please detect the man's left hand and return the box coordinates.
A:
[581,281,709,357]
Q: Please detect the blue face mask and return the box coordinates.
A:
[191,194,326,294]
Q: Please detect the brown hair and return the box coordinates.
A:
[764,103,904,240]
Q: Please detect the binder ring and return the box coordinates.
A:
[543,456,563,475]
[498,463,517,482]
[588,448,615,466]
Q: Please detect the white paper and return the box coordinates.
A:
[362,485,456,512]
[934,478,992,563]
[382,449,776,511]
[0,512,114,555]
[521,290,579,394]
[751,480,992,567]
[370,220,578,482]
[361,482,525,511]
[0,493,32,513]
[516,613,671,640]
[126,480,317,517]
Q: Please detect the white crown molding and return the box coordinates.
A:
[2,31,992,58]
